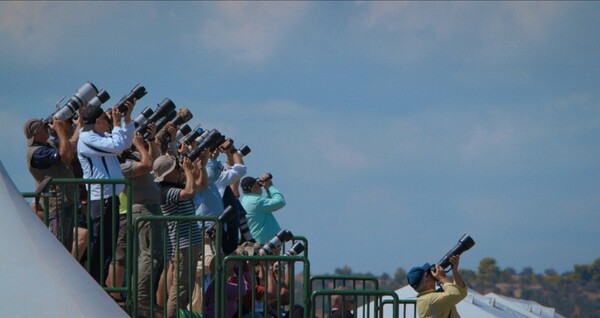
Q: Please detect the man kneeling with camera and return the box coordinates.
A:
[408,255,467,318]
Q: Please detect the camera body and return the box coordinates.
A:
[257,173,273,186]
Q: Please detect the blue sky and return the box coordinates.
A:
[1,2,599,276]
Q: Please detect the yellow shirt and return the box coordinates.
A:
[416,283,467,318]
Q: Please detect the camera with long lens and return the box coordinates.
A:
[261,228,293,255]
[113,83,147,115]
[283,241,305,257]
[155,107,193,143]
[181,124,204,146]
[186,129,226,162]
[206,205,237,238]
[45,82,99,125]
[433,234,475,270]
[147,109,176,140]
[135,98,176,136]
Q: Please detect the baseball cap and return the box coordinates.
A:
[153,155,178,182]
[82,105,104,125]
[23,119,45,145]
[407,263,431,290]
[241,176,257,192]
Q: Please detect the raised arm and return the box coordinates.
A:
[178,156,196,200]
[50,118,75,164]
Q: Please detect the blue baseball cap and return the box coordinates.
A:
[407,263,431,290]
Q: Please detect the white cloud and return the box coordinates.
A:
[197,2,310,63]
[352,2,568,66]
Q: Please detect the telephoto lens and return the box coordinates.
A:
[87,90,111,109]
[136,98,176,135]
[181,124,203,146]
[175,124,192,142]
[239,214,254,242]
[146,110,177,140]
[155,107,194,143]
[187,129,225,161]
[435,234,475,270]
[114,83,147,114]
[133,106,155,128]
[283,242,305,257]
[261,229,294,255]
[171,107,193,127]
[53,82,99,123]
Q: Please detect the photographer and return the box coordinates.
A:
[214,141,247,254]
[77,100,136,283]
[154,153,208,318]
[24,116,78,252]
[240,174,286,245]
[407,255,467,318]
[116,123,165,310]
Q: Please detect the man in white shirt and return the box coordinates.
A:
[77,100,135,282]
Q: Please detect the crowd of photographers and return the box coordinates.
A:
[24,82,303,318]
[24,82,472,318]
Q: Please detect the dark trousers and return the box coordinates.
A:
[221,187,241,255]
[89,196,120,283]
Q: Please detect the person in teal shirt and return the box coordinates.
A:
[240,174,286,245]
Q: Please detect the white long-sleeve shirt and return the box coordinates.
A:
[77,122,134,200]
[215,163,247,197]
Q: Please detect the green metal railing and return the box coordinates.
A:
[131,214,225,318]
[382,298,418,318]
[24,178,419,318]
[310,274,380,317]
[222,254,310,318]
[24,178,133,310]
[311,289,401,318]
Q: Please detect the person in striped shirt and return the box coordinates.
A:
[154,152,209,318]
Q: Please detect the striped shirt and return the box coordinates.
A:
[159,183,203,257]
